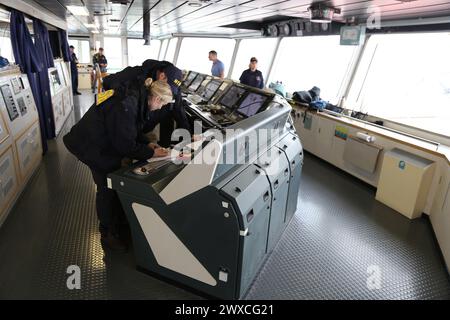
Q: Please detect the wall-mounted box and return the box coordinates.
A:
[376,148,435,219]
[340,25,366,45]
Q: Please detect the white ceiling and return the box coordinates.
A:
[26,0,450,37]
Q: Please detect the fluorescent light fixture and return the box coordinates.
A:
[188,1,202,7]
[0,8,10,22]
[84,23,97,28]
[91,30,99,34]
[67,5,90,16]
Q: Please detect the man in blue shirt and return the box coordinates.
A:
[239,57,264,89]
[209,50,225,79]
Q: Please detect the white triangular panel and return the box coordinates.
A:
[132,203,217,286]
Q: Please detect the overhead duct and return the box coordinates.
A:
[143,9,150,45]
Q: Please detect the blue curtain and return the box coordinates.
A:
[10,10,55,153]
[9,10,41,74]
[59,29,70,62]
[33,20,54,68]
[32,18,56,140]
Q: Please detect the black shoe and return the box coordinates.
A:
[75,91,82,95]
[101,231,127,252]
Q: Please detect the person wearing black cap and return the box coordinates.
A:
[239,57,265,89]
[63,78,174,252]
[103,59,190,147]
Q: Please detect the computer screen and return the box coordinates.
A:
[219,86,246,109]
[236,92,268,117]
[49,69,62,96]
[201,80,222,102]
[184,72,198,87]
[188,75,205,92]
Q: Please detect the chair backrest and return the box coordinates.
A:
[94,64,108,94]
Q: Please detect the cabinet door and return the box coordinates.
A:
[0,148,19,216]
[293,110,317,154]
[314,117,335,160]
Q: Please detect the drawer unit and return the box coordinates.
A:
[15,121,42,181]
[0,148,19,217]
[52,93,64,136]
[221,164,272,297]
[62,88,72,117]
[276,132,304,222]
[256,147,291,252]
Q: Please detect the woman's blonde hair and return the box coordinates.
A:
[144,78,173,105]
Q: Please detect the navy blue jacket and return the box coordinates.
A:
[63,85,154,173]
[239,69,264,89]
[70,52,78,74]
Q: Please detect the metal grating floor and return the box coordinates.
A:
[0,91,449,300]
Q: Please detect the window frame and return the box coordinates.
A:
[344,32,450,142]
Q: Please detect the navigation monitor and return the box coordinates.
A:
[201,80,222,102]
[49,69,62,96]
[188,74,205,92]
[219,85,246,109]
[236,92,268,117]
[184,72,198,87]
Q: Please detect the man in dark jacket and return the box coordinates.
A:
[93,47,108,72]
[239,57,264,89]
[63,81,171,251]
[69,45,81,95]
[103,59,190,146]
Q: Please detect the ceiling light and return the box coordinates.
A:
[91,30,99,34]
[67,5,90,16]
[188,1,202,7]
[84,23,97,28]
[0,8,10,22]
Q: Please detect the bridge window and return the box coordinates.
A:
[165,38,179,63]
[103,37,123,73]
[176,37,236,76]
[347,33,450,138]
[269,35,358,104]
[68,39,90,64]
[159,39,169,60]
[127,38,161,66]
[0,36,14,63]
[231,38,278,83]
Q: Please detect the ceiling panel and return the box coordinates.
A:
[27,0,450,37]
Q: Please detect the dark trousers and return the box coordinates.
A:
[72,70,78,93]
[90,168,124,236]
